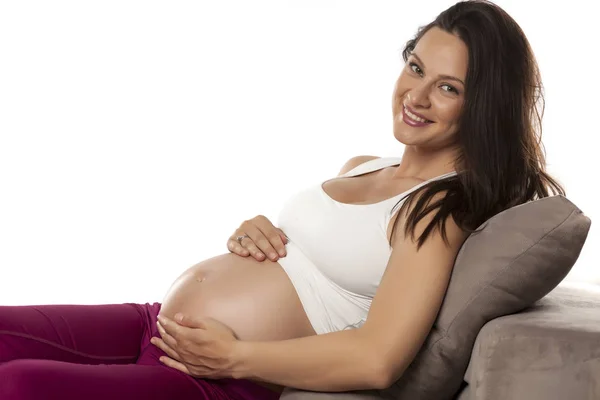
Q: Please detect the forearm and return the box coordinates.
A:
[232,328,384,392]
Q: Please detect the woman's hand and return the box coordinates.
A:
[151,313,241,379]
[227,215,289,262]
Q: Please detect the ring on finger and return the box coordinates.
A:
[236,234,250,245]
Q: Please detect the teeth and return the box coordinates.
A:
[404,106,430,123]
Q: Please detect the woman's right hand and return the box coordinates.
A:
[227,215,289,262]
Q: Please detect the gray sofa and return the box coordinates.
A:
[456,282,600,400]
[280,195,597,400]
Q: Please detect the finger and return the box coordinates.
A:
[244,236,271,261]
[151,336,183,361]
[235,217,283,261]
[157,320,179,349]
[253,216,287,258]
[158,315,208,345]
[157,315,185,341]
[159,356,192,375]
[278,229,290,244]
[227,238,250,257]
[231,224,266,260]
[266,230,287,257]
[233,230,266,261]
[253,232,285,260]
[240,229,279,262]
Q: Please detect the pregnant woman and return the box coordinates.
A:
[0,1,566,399]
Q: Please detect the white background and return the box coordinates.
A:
[1,0,597,306]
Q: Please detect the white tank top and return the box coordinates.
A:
[276,157,458,334]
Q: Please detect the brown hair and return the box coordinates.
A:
[389,0,565,250]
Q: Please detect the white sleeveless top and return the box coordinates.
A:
[275,157,458,334]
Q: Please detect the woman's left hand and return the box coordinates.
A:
[150,313,240,379]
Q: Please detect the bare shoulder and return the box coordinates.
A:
[396,189,468,249]
[337,155,381,176]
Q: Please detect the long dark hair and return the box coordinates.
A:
[389,0,566,250]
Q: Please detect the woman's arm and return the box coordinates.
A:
[232,327,385,392]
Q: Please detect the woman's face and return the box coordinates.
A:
[392,27,468,150]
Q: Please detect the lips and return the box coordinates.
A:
[401,106,432,127]
[403,103,433,123]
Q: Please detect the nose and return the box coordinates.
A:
[405,84,431,109]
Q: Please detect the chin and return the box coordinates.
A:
[393,123,426,142]
[392,130,414,145]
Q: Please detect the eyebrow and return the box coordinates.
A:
[410,53,465,86]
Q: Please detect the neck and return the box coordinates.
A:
[392,145,460,181]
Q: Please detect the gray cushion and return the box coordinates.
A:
[280,194,591,400]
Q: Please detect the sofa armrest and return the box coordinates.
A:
[457,283,600,400]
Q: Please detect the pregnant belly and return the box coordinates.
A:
[157,252,318,394]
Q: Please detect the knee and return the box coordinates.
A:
[0,359,48,400]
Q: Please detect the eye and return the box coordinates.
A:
[441,84,459,94]
[408,62,422,75]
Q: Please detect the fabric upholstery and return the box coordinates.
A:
[456,283,600,400]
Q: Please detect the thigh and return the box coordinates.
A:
[0,358,236,400]
[0,302,160,365]
[135,309,281,400]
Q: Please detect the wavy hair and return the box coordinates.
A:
[389,0,566,250]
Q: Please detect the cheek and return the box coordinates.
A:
[433,101,462,124]
[392,75,410,109]
[394,73,410,92]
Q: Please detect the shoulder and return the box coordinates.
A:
[394,188,468,251]
[337,155,381,176]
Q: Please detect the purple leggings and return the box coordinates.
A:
[0,302,281,400]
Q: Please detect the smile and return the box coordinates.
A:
[404,105,433,123]
[402,105,434,127]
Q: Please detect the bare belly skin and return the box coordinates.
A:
[158,252,318,395]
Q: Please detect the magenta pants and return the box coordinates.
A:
[0,302,281,400]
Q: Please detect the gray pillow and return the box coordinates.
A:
[280,194,591,400]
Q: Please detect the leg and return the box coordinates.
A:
[0,358,237,400]
[0,302,159,364]
[0,302,280,399]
